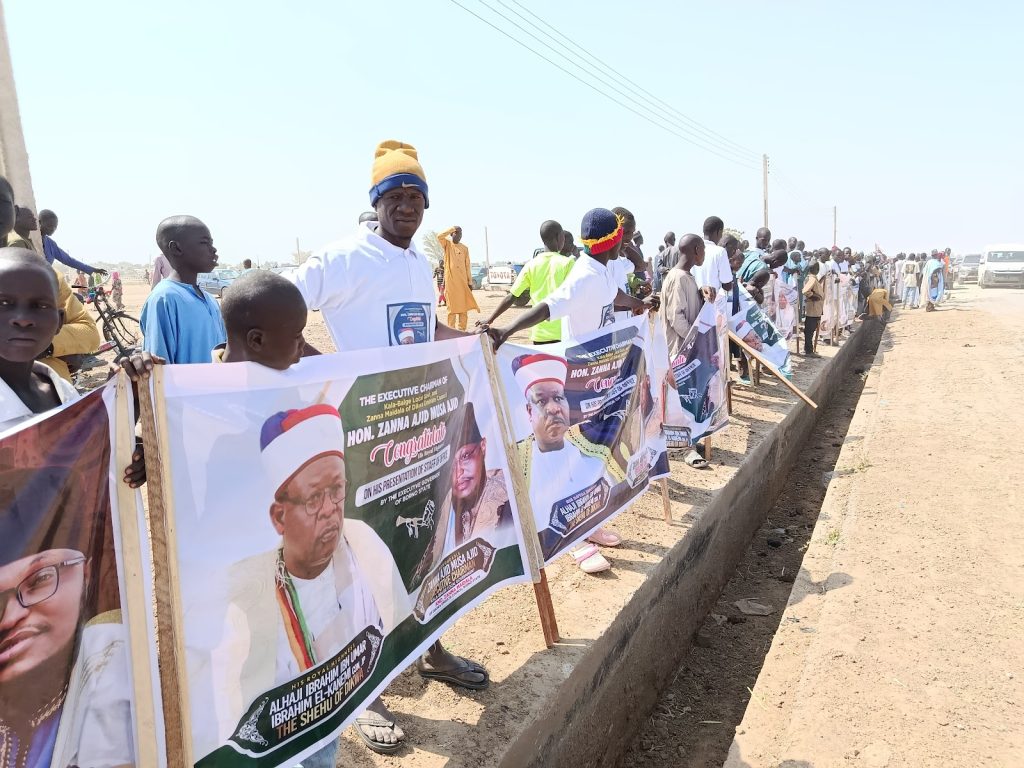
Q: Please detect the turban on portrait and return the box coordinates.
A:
[260,404,345,496]
[511,353,568,398]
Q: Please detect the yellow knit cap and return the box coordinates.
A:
[369,140,429,208]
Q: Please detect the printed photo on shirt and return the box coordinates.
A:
[387,302,432,346]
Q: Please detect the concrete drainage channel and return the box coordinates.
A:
[498,320,885,768]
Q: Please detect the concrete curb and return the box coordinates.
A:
[499,321,882,768]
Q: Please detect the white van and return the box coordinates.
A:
[979,243,1024,289]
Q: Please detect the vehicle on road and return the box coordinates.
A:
[198,268,241,297]
[471,264,488,290]
[955,253,981,284]
[978,244,1024,289]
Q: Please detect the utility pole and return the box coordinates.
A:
[832,206,837,247]
[762,154,769,228]
[484,226,491,268]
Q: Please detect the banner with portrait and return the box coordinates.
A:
[154,337,531,766]
[728,284,793,376]
[494,317,670,565]
[662,301,730,448]
[0,381,153,768]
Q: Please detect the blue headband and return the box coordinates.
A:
[369,174,430,209]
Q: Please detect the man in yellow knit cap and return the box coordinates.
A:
[288,140,487,759]
[436,225,478,330]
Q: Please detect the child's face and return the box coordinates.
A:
[172,225,218,274]
[0,263,63,363]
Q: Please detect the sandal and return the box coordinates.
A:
[353,710,404,755]
[587,527,622,547]
[684,450,709,469]
[416,655,490,691]
[571,543,611,574]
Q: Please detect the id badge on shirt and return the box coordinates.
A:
[387,302,433,345]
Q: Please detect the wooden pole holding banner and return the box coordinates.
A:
[484,225,491,269]
[137,367,193,765]
[112,372,160,767]
[480,336,560,647]
[728,330,818,409]
[660,478,672,523]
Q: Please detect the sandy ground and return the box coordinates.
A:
[113,278,856,767]
[719,285,1024,767]
[618,320,881,768]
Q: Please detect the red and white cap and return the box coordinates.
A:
[260,404,345,495]
[511,353,568,397]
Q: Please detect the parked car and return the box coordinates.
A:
[470,265,488,290]
[955,253,981,284]
[978,244,1024,289]
[198,269,240,298]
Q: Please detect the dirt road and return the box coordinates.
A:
[719,286,1024,767]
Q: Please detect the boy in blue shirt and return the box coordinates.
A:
[140,216,225,364]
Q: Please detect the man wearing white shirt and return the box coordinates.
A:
[693,216,734,300]
[287,140,486,758]
[488,208,651,345]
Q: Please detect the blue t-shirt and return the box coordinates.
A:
[141,279,226,364]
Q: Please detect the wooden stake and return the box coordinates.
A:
[728,330,818,409]
[138,367,193,766]
[533,570,559,648]
[112,372,159,767]
[480,337,559,645]
[703,433,713,462]
[660,478,672,523]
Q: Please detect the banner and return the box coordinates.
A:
[662,302,730,448]
[494,317,670,564]
[0,383,148,767]
[154,337,531,766]
[728,284,793,376]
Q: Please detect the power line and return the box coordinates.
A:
[467,0,759,168]
[503,0,762,162]
[447,0,760,171]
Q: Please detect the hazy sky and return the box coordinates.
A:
[6,0,1022,266]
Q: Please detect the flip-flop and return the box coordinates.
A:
[684,450,709,469]
[416,655,490,690]
[571,543,611,574]
[353,711,404,755]
[587,527,622,547]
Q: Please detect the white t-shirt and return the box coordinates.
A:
[693,240,733,290]
[289,222,436,351]
[543,256,619,339]
[839,260,850,274]
[0,362,81,434]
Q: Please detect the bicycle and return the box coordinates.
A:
[70,282,143,391]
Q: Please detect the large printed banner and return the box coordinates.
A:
[728,284,793,376]
[0,384,144,767]
[495,317,670,564]
[156,338,531,766]
[662,302,730,448]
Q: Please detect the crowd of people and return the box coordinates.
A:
[0,137,953,765]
